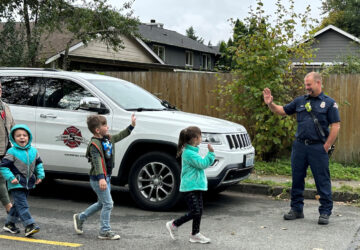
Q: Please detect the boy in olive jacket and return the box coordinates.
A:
[73,114,136,240]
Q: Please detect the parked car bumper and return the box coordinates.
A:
[208,163,254,189]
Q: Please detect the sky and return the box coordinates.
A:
[109,0,325,45]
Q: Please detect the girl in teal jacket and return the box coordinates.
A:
[166,126,215,244]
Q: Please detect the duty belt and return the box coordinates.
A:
[297,138,323,145]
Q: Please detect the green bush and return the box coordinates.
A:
[215,0,317,161]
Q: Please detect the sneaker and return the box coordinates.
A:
[25,223,40,237]
[318,214,330,225]
[283,210,304,220]
[98,231,120,240]
[3,223,20,234]
[189,232,211,244]
[166,220,178,240]
[73,213,84,234]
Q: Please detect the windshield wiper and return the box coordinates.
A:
[161,100,177,110]
[126,108,164,112]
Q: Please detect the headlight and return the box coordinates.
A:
[201,133,222,145]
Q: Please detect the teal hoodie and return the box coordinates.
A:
[179,144,215,192]
[0,124,45,190]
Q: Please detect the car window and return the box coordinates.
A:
[89,79,165,110]
[0,76,41,106]
[41,78,94,110]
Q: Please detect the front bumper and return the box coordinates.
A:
[208,163,254,189]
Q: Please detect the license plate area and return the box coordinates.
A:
[245,153,255,167]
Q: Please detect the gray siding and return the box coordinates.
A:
[149,42,215,70]
[312,30,360,62]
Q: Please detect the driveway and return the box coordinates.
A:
[0,180,359,250]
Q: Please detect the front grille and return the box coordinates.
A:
[226,133,251,149]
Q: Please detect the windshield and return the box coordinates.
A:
[90,79,166,110]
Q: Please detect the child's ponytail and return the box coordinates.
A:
[176,128,187,158]
[176,126,202,158]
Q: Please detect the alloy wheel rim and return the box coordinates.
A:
[137,162,175,202]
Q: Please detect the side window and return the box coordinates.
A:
[41,78,94,110]
[0,76,41,106]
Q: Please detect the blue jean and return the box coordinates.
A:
[79,177,114,232]
[7,189,34,227]
[290,140,332,215]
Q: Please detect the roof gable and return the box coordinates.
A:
[138,24,218,55]
[314,25,360,43]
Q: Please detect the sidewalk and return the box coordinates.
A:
[228,174,360,202]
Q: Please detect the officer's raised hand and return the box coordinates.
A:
[263,88,273,105]
[263,88,286,116]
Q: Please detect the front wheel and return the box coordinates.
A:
[128,152,181,211]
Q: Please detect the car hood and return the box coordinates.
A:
[134,110,247,134]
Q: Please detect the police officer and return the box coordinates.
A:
[263,72,340,225]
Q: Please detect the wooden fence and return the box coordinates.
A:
[105,71,360,163]
[323,74,360,163]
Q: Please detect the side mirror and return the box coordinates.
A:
[79,97,109,114]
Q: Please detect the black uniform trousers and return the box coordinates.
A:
[291,140,332,215]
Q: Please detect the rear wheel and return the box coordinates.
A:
[128,152,181,211]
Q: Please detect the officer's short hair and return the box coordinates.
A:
[305,72,322,83]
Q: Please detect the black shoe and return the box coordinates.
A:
[283,210,304,220]
[3,223,20,234]
[25,223,40,237]
[318,214,330,225]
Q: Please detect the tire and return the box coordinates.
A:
[128,152,181,211]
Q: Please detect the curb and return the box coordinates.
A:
[228,183,360,202]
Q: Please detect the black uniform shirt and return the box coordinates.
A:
[283,92,340,141]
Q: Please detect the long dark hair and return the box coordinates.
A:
[176,126,201,158]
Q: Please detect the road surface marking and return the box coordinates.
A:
[0,234,82,247]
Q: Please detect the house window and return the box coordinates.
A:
[202,54,211,70]
[185,51,193,66]
[153,45,165,61]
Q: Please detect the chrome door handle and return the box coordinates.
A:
[40,114,57,118]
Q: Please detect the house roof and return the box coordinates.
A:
[138,24,219,55]
[313,25,360,43]
[1,22,218,66]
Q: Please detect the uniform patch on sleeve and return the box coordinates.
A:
[333,102,338,109]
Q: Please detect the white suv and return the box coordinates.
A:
[0,68,255,210]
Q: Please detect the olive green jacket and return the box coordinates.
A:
[85,125,133,179]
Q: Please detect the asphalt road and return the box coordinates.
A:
[0,180,359,250]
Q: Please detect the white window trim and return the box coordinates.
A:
[185,51,194,66]
[153,45,165,62]
[202,54,211,70]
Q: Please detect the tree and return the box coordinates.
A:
[321,0,360,36]
[215,0,317,161]
[52,1,140,70]
[0,0,139,69]
[216,19,250,71]
[0,19,27,66]
[186,26,204,44]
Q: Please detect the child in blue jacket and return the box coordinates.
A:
[0,124,45,237]
[166,126,215,244]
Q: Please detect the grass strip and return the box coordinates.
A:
[254,158,360,181]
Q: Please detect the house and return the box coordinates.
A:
[42,20,219,71]
[293,25,360,69]
[138,20,219,70]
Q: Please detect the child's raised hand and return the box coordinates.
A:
[131,113,136,127]
[35,179,42,185]
[208,144,214,152]
[11,178,19,184]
